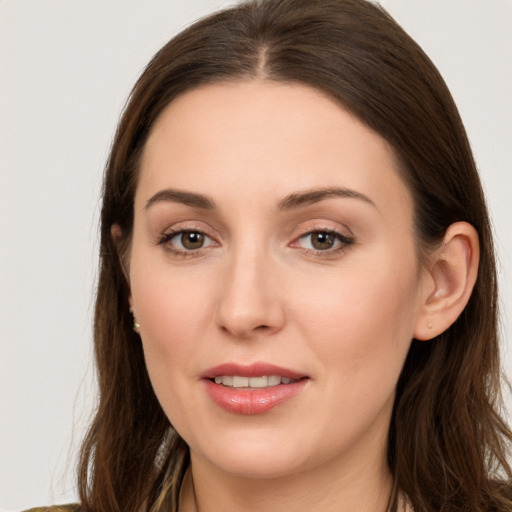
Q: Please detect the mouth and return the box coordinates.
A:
[202,362,306,383]
[212,375,298,388]
[202,363,309,415]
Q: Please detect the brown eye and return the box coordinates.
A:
[310,232,336,250]
[161,229,216,253]
[180,231,205,250]
[295,230,353,253]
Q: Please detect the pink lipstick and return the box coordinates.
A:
[202,363,308,415]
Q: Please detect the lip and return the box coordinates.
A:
[202,362,309,415]
[201,362,305,380]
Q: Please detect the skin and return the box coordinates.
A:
[128,80,434,512]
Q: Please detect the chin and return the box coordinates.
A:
[185,424,341,481]
[199,449,310,480]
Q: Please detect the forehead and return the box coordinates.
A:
[138,80,412,218]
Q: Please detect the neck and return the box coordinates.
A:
[179,445,393,512]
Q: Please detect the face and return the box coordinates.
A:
[128,81,428,480]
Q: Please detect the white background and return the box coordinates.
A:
[1,0,511,510]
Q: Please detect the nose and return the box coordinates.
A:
[215,247,286,339]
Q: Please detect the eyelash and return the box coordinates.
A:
[292,229,354,256]
[157,229,217,258]
[157,227,354,258]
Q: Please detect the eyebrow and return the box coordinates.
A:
[144,186,375,212]
[145,189,215,210]
[277,187,376,210]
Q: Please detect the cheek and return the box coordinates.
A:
[129,254,214,383]
[131,276,213,432]
[293,257,419,377]
[288,259,420,446]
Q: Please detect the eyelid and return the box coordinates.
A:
[154,220,354,258]
[289,223,355,255]
[291,230,353,247]
[156,222,220,257]
[163,230,216,247]
[290,220,353,241]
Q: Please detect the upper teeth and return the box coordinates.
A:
[214,375,295,388]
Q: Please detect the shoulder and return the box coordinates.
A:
[23,505,82,512]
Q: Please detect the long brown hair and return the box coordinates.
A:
[78,1,512,510]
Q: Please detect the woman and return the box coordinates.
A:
[27,0,511,510]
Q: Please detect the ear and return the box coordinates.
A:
[414,222,479,340]
[111,223,133,307]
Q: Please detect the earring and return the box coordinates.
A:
[130,307,141,334]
